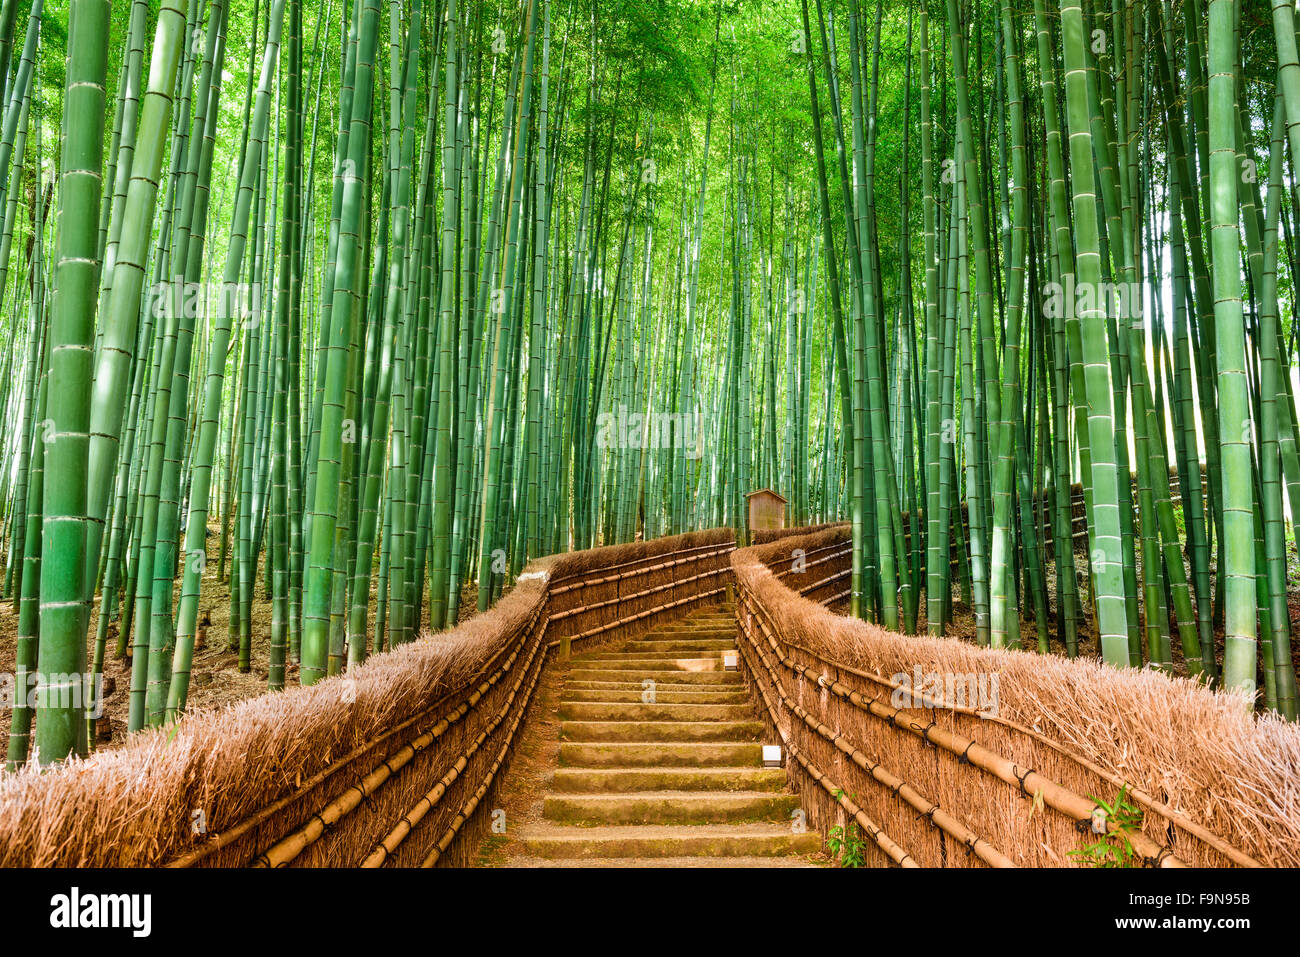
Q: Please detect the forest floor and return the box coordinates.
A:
[2,528,1299,759]
[0,524,485,754]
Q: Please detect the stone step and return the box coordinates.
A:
[514,823,822,859]
[569,656,727,672]
[558,741,763,767]
[580,649,727,661]
[560,687,749,704]
[544,790,800,825]
[621,638,734,652]
[561,720,764,743]
[551,766,787,793]
[651,622,734,632]
[645,631,734,641]
[481,602,814,870]
[557,701,752,721]
[564,677,743,693]
[567,669,743,685]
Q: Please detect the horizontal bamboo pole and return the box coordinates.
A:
[550,559,731,622]
[773,545,852,582]
[737,591,1010,867]
[777,635,1261,868]
[739,582,1186,867]
[252,617,544,867]
[796,566,851,600]
[419,653,546,868]
[738,605,919,867]
[164,537,738,868]
[361,623,550,866]
[548,541,736,591]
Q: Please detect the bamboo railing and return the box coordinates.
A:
[0,528,735,868]
[179,528,737,868]
[730,527,1271,868]
[5,513,1284,868]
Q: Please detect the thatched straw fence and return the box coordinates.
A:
[0,528,735,867]
[752,522,849,545]
[733,526,1300,868]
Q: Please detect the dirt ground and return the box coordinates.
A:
[0,574,271,754]
[0,531,485,754]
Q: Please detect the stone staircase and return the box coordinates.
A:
[507,603,823,866]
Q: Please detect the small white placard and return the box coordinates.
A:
[723,651,739,671]
[762,744,783,768]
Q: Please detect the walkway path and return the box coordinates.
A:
[479,602,824,867]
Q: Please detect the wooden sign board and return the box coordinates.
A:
[745,488,788,532]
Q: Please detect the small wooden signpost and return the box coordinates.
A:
[745,488,788,534]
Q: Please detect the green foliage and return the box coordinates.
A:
[826,789,868,867]
[1068,785,1145,869]
[826,823,866,868]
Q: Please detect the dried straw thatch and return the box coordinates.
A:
[0,562,552,868]
[751,522,849,545]
[732,528,1300,867]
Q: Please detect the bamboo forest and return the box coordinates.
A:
[0,0,1298,887]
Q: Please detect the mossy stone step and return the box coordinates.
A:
[567,668,743,685]
[568,656,727,672]
[557,741,764,767]
[560,719,764,742]
[620,638,734,652]
[514,823,822,859]
[543,790,800,825]
[557,701,751,721]
[551,766,787,793]
[560,687,749,704]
